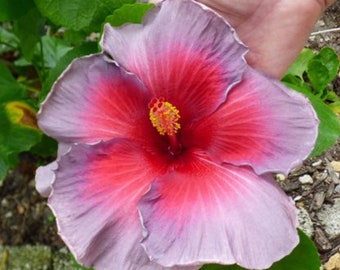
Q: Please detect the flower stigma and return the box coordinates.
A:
[148,97,181,155]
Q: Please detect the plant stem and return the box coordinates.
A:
[310,27,340,36]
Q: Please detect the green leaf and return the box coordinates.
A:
[313,47,340,82]
[281,74,310,91]
[40,41,98,101]
[326,91,340,103]
[13,36,73,72]
[328,101,340,114]
[0,101,42,180]
[283,48,340,153]
[88,0,135,32]
[34,0,95,30]
[34,0,134,32]
[200,230,320,270]
[0,61,27,102]
[0,0,35,21]
[13,7,44,61]
[0,62,42,181]
[269,230,320,270]
[283,80,340,156]
[2,101,41,136]
[30,134,57,157]
[0,26,19,54]
[307,48,340,93]
[0,156,9,181]
[307,59,330,93]
[34,36,73,68]
[285,48,314,79]
[63,29,89,45]
[105,3,154,26]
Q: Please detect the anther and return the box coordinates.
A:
[148,98,181,136]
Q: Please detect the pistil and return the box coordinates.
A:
[148,97,181,154]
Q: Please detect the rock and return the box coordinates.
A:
[314,170,328,183]
[324,252,340,270]
[294,195,303,201]
[299,174,314,184]
[326,182,336,199]
[282,180,300,192]
[331,161,340,172]
[317,198,340,239]
[275,173,286,182]
[312,160,323,167]
[1,198,9,207]
[314,227,332,252]
[315,19,326,27]
[313,192,326,210]
[335,184,340,194]
[328,162,340,184]
[298,207,314,237]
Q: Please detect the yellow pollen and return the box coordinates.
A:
[148,97,181,136]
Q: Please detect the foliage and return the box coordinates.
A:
[105,3,154,26]
[34,0,135,31]
[0,61,42,180]
[0,0,339,269]
[282,48,340,157]
[0,1,152,180]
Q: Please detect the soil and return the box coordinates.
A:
[280,142,340,264]
[0,154,64,248]
[308,2,340,55]
[0,1,340,269]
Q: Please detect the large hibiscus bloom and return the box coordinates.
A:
[35,0,318,269]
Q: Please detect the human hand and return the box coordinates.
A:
[197,0,335,78]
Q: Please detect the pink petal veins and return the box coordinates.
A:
[38,54,157,146]
[49,139,172,269]
[101,0,247,123]
[139,150,298,269]
[183,67,318,175]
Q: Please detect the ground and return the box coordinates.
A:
[0,1,339,269]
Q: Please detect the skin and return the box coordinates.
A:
[197,0,336,78]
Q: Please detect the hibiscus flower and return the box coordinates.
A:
[35,0,318,269]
